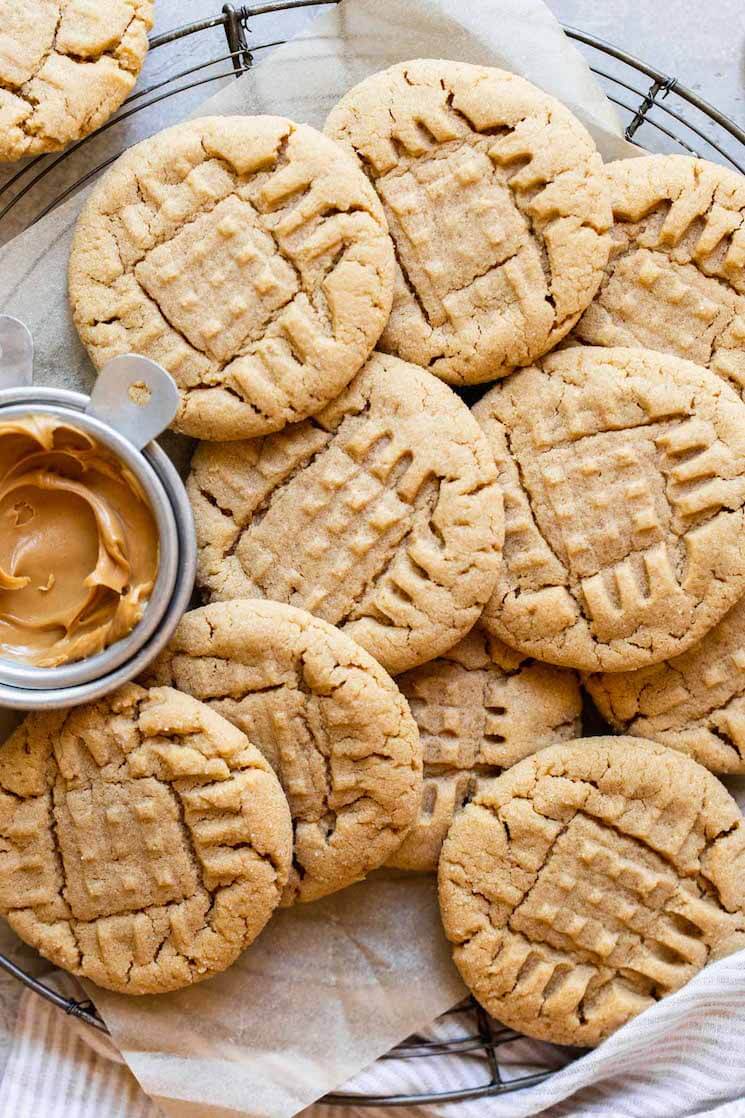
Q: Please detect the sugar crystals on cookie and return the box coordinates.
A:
[439,737,745,1046]
[474,345,745,672]
[0,0,154,162]
[326,59,612,384]
[389,626,582,872]
[586,592,745,774]
[69,115,395,440]
[187,352,504,675]
[571,155,745,394]
[0,685,293,994]
[146,600,423,904]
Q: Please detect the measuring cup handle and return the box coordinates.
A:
[85,355,180,450]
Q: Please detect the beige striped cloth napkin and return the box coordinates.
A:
[1,952,745,1117]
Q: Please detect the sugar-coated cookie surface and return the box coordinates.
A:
[388,627,582,873]
[0,685,293,994]
[0,0,153,161]
[439,737,745,1047]
[474,345,745,672]
[69,115,395,440]
[586,593,745,774]
[188,352,503,675]
[572,156,745,394]
[146,600,422,903]
[325,59,611,384]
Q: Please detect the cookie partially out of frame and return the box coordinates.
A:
[0,0,153,161]
[572,156,745,395]
[146,599,422,904]
[0,685,293,995]
[188,352,503,675]
[325,59,611,384]
[474,345,745,672]
[586,594,745,774]
[69,115,395,440]
[388,627,582,872]
[439,737,745,1047]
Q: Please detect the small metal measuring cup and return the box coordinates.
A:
[0,315,196,709]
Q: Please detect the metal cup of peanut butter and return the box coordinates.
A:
[0,315,196,709]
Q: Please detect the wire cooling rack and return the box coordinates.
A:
[1,1,744,1108]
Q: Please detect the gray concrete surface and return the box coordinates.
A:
[550,0,743,120]
[548,0,744,164]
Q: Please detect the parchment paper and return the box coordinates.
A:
[0,1,645,1114]
[89,873,465,1118]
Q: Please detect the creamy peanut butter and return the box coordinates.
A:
[0,415,159,668]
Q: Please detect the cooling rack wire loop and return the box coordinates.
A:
[0,0,743,1105]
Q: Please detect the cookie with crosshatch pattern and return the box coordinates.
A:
[586,593,745,774]
[439,737,745,1046]
[473,345,745,672]
[0,0,153,162]
[187,352,503,675]
[325,59,612,385]
[570,156,745,395]
[68,115,395,440]
[388,626,582,872]
[0,684,293,994]
[145,599,422,904]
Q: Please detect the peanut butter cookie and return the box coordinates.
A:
[388,627,581,872]
[69,115,395,440]
[145,600,422,904]
[587,594,745,774]
[0,0,153,161]
[0,684,293,994]
[325,59,611,385]
[188,352,503,675]
[474,345,745,672]
[439,737,745,1047]
[572,156,745,395]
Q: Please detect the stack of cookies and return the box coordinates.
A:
[2,57,745,1055]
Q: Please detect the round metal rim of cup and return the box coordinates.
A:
[0,386,196,708]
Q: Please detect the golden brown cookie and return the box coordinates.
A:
[325,59,611,385]
[572,156,745,394]
[0,684,293,994]
[439,737,745,1047]
[68,115,395,440]
[145,599,422,904]
[0,0,153,161]
[473,345,745,672]
[188,352,503,675]
[586,594,745,774]
[388,627,582,872]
